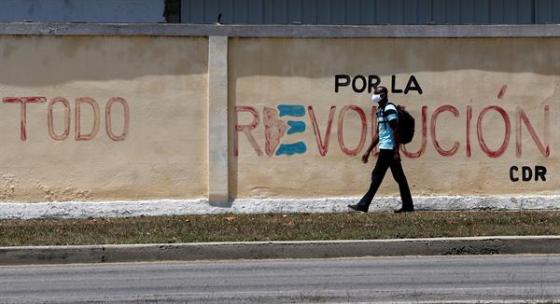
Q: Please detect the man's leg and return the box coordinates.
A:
[355,150,391,211]
[389,158,414,210]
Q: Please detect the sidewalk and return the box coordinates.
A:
[1,196,559,219]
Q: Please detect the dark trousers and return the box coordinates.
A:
[358,149,414,210]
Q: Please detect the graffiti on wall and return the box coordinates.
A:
[2,96,130,141]
[235,102,550,158]
[334,74,423,95]
[236,76,549,158]
[234,76,552,182]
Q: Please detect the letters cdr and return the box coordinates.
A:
[510,166,547,182]
[2,96,130,141]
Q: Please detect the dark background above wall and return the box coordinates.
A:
[0,0,559,25]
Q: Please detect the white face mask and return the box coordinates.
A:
[372,94,383,103]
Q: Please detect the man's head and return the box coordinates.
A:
[372,86,388,105]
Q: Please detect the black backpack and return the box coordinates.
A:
[386,103,415,144]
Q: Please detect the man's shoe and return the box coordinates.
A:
[348,204,368,213]
[394,207,414,213]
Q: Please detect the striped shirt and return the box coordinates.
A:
[376,103,398,150]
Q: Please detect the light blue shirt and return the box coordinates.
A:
[377,103,398,150]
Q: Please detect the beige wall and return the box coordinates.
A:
[1,35,558,202]
[230,38,560,198]
[0,36,208,201]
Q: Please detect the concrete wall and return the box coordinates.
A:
[0,36,208,201]
[230,38,558,198]
[0,24,559,205]
[0,0,165,23]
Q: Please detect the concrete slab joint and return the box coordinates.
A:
[207,36,229,206]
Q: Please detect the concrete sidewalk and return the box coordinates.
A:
[1,236,560,265]
[2,196,560,220]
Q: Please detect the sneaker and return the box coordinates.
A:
[394,207,414,213]
[348,204,368,213]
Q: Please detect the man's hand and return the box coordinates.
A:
[361,152,370,164]
[362,136,378,164]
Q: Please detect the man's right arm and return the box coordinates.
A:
[362,135,379,164]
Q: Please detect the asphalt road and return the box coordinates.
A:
[1,254,560,303]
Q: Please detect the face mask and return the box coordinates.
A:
[372,94,383,103]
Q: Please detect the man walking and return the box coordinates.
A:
[348,86,414,213]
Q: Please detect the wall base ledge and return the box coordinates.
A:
[0,195,558,219]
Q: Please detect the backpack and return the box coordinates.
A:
[386,103,415,144]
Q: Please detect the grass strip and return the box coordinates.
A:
[1,211,560,246]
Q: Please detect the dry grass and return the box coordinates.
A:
[1,211,559,246]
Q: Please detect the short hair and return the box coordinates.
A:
[375,86,388,95]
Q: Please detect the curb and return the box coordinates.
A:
[1,236,560,265]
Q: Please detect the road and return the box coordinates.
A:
[1,254,560,303]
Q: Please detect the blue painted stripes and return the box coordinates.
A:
[287,121,306,135]
[278,105,305,117]
[274,104,307,156]
[276,142,307,156]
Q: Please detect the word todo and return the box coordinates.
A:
[2,96,130,141]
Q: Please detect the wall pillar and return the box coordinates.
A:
[207,36,229,206]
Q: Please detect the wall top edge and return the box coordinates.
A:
[0,23,560,38]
